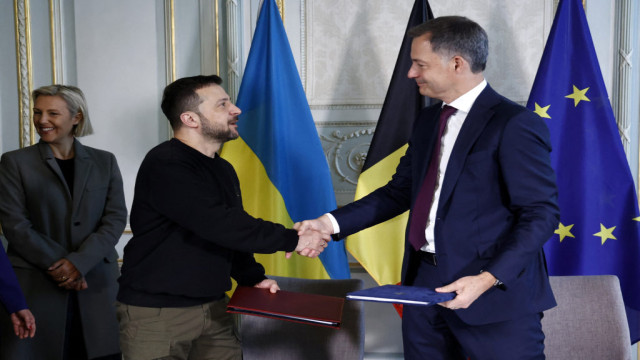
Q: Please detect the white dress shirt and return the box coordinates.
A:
[421,80,487,253]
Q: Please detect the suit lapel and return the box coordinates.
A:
[413,105,442,196]
[72,140,92,213]
[438,86,500,208]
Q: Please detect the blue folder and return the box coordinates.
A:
[346,285,455,306]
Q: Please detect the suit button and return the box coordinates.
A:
[74,222,81,226]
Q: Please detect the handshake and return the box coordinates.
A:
[287,215,335,259]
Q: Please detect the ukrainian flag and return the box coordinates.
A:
[220,0,350,279]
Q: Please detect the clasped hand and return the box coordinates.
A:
[48,258,88,291]
[284,215,335,259]
[284,220,332,259]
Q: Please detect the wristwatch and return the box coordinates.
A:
[480,270,503,287]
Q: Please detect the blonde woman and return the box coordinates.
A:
[0,85,126,360]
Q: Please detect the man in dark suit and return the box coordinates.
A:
[297,16,559,359]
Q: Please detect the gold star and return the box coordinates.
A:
[593,224,616,245]
[565,85,591,107]
[554,223,575,242]
[634,217,640,222]
[534,103,551,119]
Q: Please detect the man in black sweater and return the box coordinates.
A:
[117,75,329,360]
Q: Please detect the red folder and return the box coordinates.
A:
[227,286,344,329]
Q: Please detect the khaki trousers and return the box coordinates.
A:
[116,299,241,360]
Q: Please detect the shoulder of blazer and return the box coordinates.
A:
[474,85,531,120]
[0,143,45,163]
[73,139,116,163]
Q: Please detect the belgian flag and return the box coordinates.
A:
[346,0,433,287]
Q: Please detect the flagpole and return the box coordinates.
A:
[276,0,284,23]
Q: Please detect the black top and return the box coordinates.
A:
[117,139,298,307]
[55,157,74,193]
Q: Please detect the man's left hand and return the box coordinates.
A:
[436,271,497,310]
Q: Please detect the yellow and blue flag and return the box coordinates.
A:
[527,0,640,343]
[221,0,350,279]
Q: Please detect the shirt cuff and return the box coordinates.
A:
[325,213,340,234]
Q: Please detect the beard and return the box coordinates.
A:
[200,114,239,143]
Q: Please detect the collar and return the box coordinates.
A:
[444,79,487,114]
[37,138,87,160]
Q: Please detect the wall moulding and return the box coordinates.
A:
[14,0,35,148]
[164,0,176,139]
[613,0,633,159]
[48,0,63,84]
[225,0,241,102]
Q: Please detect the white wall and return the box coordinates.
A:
[73,0,167,216]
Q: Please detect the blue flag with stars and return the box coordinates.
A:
[527,0,640,344]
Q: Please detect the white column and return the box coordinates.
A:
[613,0,633,158]
[226,0,241,102]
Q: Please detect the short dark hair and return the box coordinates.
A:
[408,16,488,73]
[161,75,223,130]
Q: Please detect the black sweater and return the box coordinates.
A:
[117,139,298,307]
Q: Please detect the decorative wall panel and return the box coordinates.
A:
[317,121,375,205]
[14,0,34,148]
[430,0,553,103]
[305,0,414,106]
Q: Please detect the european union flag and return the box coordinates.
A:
[526,0,640,343]
[221,0,350,279]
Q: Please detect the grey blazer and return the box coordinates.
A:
[0,140,127,360]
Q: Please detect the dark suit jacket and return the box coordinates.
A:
[0,140,127,359]
[332,85,559,325]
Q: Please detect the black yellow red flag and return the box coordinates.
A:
[346,0,433,295]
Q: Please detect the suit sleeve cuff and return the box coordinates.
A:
[325,213,340,234]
